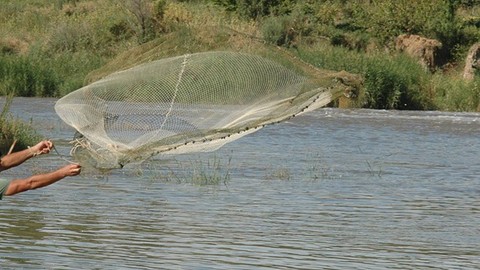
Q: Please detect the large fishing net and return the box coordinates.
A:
[55,51,336,169]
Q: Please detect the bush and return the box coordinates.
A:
[0,54,59,97]
[125,0,169,44]
[363,54,432,110]
[298,44,433,110]
[433,75,480,111]
[0,94,42,154]
[47,20,96,53]
[50,51,104,96]
[261,16,294,46]
[212,0,295,19]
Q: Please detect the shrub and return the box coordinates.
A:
[212,0,295,19]
[0,94,42,155]
[261,16,294,46]
[363,54,432,110]
[433,75,480,111]
[47,20,96,53]
[0,54,59,97]
[298,44,432,110]
[125,0,168,44]
[49,51,104,96]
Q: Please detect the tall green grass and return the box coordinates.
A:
[298,42,480,111]
[0,0,135,96]
[0,94,43,154]
[0,54,59,97]
[433,75,480,111]
[297,44,434,110]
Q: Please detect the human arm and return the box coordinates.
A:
[4,163,81,196]
[0,140,53,171]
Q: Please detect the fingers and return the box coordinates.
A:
[67,163,82,176]
[58,163,82,177]
[73,168,81,175]
[45,140,53,150]
[42,140,53,153]
[34,140,54,155]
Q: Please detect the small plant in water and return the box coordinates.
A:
[188,155,231,186]
[307,162,330,181]
[143,154,232,186]
[264,166,291,181]
[304,152,334,181]
[365,160,383,178]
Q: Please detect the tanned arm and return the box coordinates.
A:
[4,163,81,196]
[0,140,53,171]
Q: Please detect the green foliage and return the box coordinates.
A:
[261,16,294,46]
[47,20,100,53]
[0,94,43,154]
[0,0,138,96]
[362,55,431,110]
[154,0,167,20]
[0,54,59,97]
[0,0,479,112]
[433,75,480,111]
[211,0,295,19]
[49,51,104,96]
[298,45,433,110]
[319,0,463,48]
[256,0,479,63]
[124,0,169,44]
[187,155,231,185]
[148,155,232,186]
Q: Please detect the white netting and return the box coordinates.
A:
[55,51,332,168]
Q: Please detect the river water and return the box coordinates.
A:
[1,97,479,269]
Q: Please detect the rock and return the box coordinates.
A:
[463,42,480,81]
[395,34,442,72]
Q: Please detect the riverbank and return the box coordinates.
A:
[0,1,479,111]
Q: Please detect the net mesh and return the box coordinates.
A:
[55,51,333,169]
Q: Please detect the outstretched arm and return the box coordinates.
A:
[4,163,81,196]
[0,140,53,171]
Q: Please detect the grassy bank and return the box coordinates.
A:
[0,0,479,111]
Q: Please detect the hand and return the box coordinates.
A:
[31,140,53,156]
[59,163,82,177]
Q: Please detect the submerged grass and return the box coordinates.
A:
[264,166,291,181]
[187,155,232,186]
[135,154,232,186]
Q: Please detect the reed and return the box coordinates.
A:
[432,75,480,111]
[188,155,232,186]
[0,94,43,154]
[137,155,232,186]
[0,54,59,97]
[297,44,434,110]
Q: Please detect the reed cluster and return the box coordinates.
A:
[0,94,42,154]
